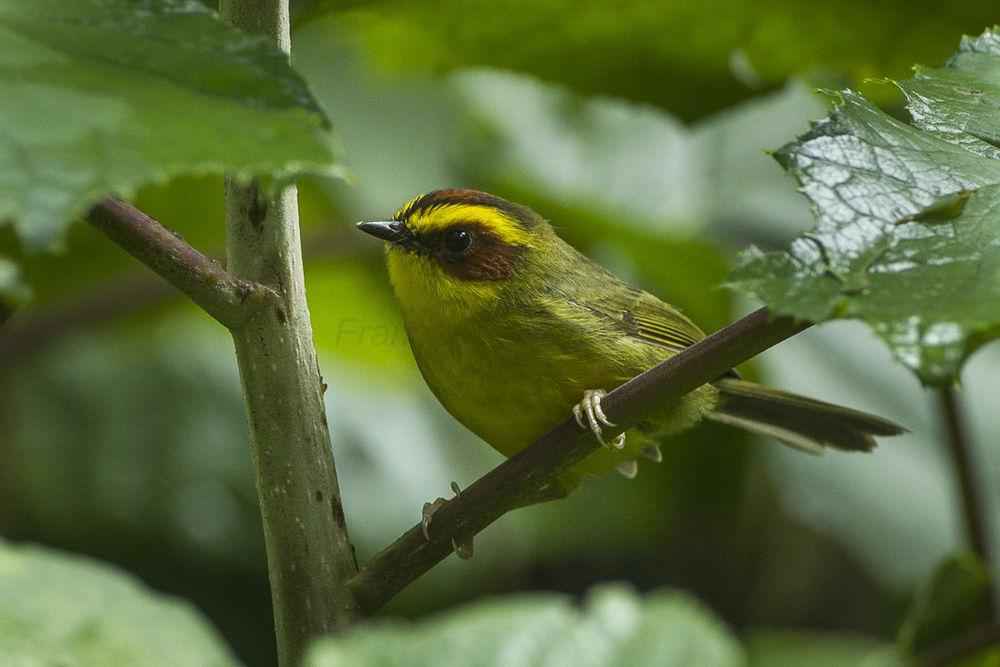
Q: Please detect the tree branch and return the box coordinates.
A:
[83,170,359,661]
[938,386,997,618]
[85,198,266,329]
[348,307,808,615]
[219,1,359,663]
[0,223,371,373]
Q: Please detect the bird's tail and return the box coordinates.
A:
[707,378,906,454]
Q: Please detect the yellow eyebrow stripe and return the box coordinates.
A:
[401,203,536,248]
[393,194,424,222]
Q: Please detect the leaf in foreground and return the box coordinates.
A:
[728,30,1000,385]
[0,0,338,251]
[0,539,237,665]
[306,585,744,666]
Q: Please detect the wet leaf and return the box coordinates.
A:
[0,0,338,252]
[728,29,1000,385]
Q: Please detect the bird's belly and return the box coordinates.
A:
[412,328,599,458]
[406,317,717,479]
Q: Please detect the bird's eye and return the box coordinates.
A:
[444,228,472,254]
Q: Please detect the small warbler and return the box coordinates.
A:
[358,189,903,489]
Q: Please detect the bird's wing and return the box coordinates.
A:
[582,285,706,352]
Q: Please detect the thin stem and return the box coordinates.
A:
[85,198,264,329]
[939,386,997,617]
[348,307,808,615]
[219,1,358,663]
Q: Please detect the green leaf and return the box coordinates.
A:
[0,0,338,251]
[746,630,898,667]
[0,538,237,665]
[306,585,745,666]
[449,69,824,241]
[297,0,998,121]
[897,552,992,656]
[727,29,1000,385]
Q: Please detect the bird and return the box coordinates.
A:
[357,188,904,496]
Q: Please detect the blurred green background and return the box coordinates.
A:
[2,1,999,664]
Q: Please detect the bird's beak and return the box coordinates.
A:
[357,220,410,245]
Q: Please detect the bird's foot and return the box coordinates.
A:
[573,389,625,450]
[420,498,447,541]
[421,482,474,559]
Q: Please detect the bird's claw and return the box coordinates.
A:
[421,498,447,541]
[452,537,474,560]
[573,389,625,450]
[421,482,474,559]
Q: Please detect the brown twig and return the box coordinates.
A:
[0,222,367,370]
[347,307,808,614]
[85,198,270,329]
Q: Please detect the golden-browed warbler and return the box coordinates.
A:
[358,189,904,489]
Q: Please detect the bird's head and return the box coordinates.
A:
[358,189,551,316]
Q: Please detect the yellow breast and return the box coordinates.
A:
[399,292,717,480]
